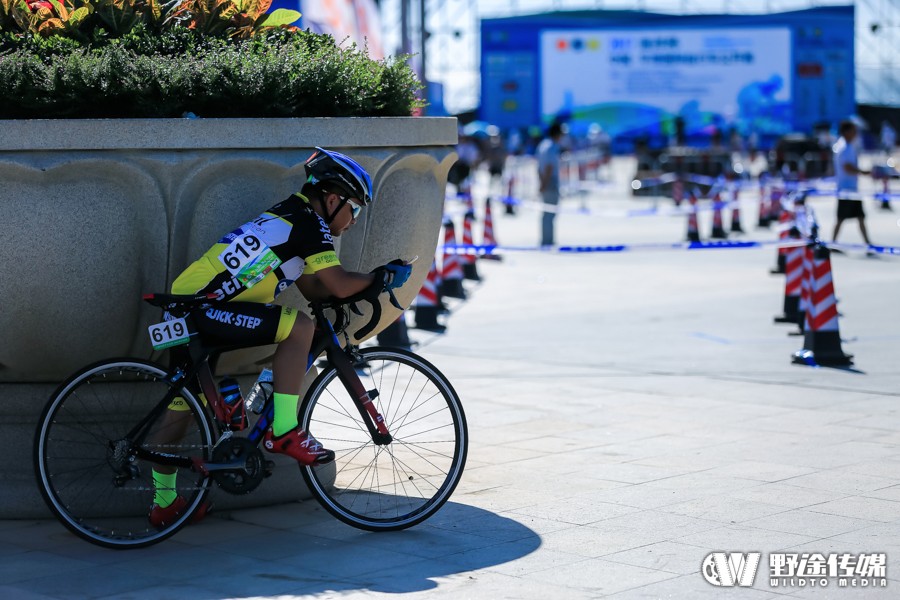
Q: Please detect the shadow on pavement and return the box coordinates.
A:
[225,501,542,596]
[3,501,540,598]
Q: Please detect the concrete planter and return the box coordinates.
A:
[0,117,457,517]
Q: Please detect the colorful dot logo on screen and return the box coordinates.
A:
[556,38,600,51]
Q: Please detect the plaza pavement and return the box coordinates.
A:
[2,156,899,599]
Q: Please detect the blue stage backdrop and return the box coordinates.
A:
[480,6,855,149]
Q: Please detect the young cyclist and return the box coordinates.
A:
[149,148,411,527]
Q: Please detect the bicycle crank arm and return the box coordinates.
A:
[189,458,256,476]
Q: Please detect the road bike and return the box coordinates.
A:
[34,289,467,549]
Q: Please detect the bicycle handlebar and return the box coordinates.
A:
[313,277,404,342]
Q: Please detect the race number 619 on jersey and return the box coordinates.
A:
[218,232,282,288]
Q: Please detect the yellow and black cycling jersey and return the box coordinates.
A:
[172,194,339,303]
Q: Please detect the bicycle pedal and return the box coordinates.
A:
[264,460,275,476]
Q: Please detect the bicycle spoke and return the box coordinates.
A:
[391,438,458,462]
[36,359,213,549]
[388,384,442,438]
[316,389,370,437]
[301,349,466,530]
[390,405,452,439]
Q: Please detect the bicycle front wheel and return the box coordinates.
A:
[34,359,214,549]
[299,347,467,531]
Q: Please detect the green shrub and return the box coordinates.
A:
[0,26,423,118]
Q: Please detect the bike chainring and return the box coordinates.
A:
[210,437,269,495]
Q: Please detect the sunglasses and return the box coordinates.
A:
[331,191,363,219]
[346,198,363,219]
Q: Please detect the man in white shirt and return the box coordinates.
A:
[537,122,564,246]
[832,120,873,250]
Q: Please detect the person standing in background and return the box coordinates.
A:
[881,121,896,156]
[831,120,874,253]
[537,123,564,247]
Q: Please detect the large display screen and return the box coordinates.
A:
[540,27,793,141]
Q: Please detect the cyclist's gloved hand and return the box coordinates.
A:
[382,259,412,290]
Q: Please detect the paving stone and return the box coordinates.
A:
[743,510,881,539]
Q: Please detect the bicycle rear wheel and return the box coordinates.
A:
[34,359,214,549]
[299,347,467,531]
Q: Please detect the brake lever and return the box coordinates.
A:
[352,296,382,341]
[387,288,403,310]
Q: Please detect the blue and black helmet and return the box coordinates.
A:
[304,147,374,206]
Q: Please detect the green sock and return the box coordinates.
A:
[272,392,300,437]
[152,470,178,508]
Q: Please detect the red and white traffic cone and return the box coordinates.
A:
[413,260,446,332]
[461,211,481,281]
[440,220,466,299]
[377,313,413,350]
[757,177,770,228]
[797,243,813,333]
[774,243,804,325]
[792,245,853,366]
[481,197,502,261]
[770,206,794,275]
[768,185,784,225]
[672,176,684,207]
[502,170,517,215]
[686,188,701,242]
[729,180,744,233]
[710,189,728,239]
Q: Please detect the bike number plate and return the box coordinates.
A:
[218,232,282,289]
[148,317,190,350]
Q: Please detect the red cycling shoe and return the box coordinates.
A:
[148,496,212,530]
[264,427,335,466]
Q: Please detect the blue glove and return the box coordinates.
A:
[383,260,412,290]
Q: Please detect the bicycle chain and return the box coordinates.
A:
[142,443,212,450]
[115,485,209,492]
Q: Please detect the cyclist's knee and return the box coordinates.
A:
[286,313,314,343]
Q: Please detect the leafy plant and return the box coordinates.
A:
[92,0,158,36]
[0,0,300,38]
[8,0,92,37]
[147,0,298,39]
[1,0,16,28]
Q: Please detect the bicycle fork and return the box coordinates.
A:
[326,345,393,446]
